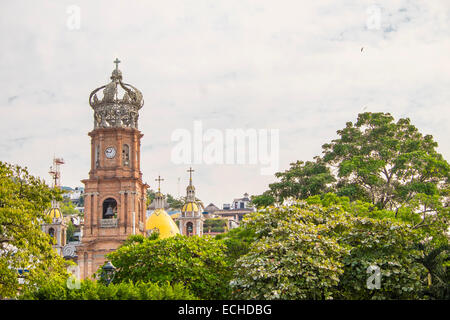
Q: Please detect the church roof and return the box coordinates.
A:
[145,208,180,239]
[46,207,62,219]
[204,203,220,212]
[148,195,170,210]
[182,202,200,212]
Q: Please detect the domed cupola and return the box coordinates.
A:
[145,176,180,239]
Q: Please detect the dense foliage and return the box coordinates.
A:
[322,113,449,209]
[203,218,228,233]
[268,158,335,203]
[215,226,256,263]
[0,162,69,299]
[59,199,79,216]
[231,201,431,299]
[106,234,232,299]
[21,277,196,300]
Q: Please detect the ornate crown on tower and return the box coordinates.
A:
[89,58,144,129]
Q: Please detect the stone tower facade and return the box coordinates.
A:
[77,60,148,279]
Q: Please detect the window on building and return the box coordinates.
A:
[122,144,130,166]
[186,222,193,236]
[95,145,100,168]
[48,227,55,244]
[102,198,117,219]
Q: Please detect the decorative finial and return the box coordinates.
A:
[155,175,164,192]
[113,58,121,71]
[187,167,194,185]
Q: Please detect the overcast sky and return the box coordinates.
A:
[1,0,449,207]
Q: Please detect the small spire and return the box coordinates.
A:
[113,58,121,71]
[187,167,194,185]
[155,175,164,192]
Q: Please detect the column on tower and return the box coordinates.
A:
[119,191,126,234]
[84,193,92,235]
[92,192,99,236]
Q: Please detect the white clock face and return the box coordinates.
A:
[105,146,116,159]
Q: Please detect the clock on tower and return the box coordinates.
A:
[77,59,149,280]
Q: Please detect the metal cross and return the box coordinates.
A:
[113,58,121,70]
[187,167,194,182]
[155,175,164,191]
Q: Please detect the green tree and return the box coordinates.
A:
[106,234,232,299]
[322,112,449,209]
[60,199,79,216]
[417,244,450,299]
[258,113,449,213]
[231,203,350,299]
[0,162,69,298]
[65,220,77,243]
[250,192,276,208]
[204,218,228,233]
[337,218,426,299]
[231,201,429,299]
[215,226,256,263]
[146,189,156,206]
[166,194,184,210]
[268,158,335,203]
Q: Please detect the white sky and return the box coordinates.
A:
[1,0,449,207]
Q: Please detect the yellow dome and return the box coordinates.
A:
[182,202,199,212]
[47,208,62,219]
[145,208,180,239]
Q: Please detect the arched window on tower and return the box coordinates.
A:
[102,198,117,219]
[48,227,55,244]
[122,144,130,167]
[95,145,100,168]
[186,222,193,236]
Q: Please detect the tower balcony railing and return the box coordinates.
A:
[99,218,118,228]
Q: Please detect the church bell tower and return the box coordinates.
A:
[78,59,149,279]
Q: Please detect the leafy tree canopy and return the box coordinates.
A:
[21,277,196,300]
[254,113,449,212]
[0,162,69,298]
[106,234,232,299]
[322,112,449,209]
[231,201,430,299]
